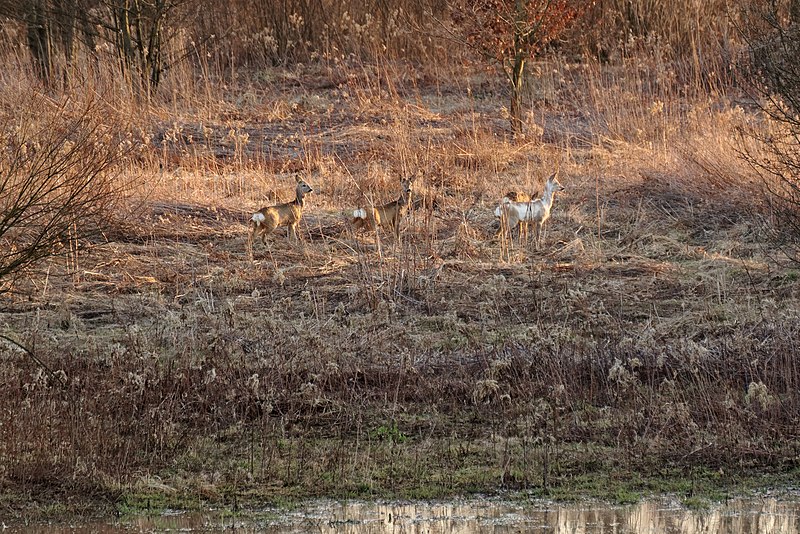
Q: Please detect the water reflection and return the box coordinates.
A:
[4,497,798,533]
[289,499,798,534]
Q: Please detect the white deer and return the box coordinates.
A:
[494,172,565,248]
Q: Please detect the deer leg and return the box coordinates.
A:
[535,221,543,249]
[260,223,274,245]
[252,223,267,247]
[509,215,520,243]
[501,214,513,241]
[250,222,258,245]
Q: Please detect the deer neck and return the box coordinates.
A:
[398,191,411,207]
[294,190,306,208]
[541,186,556,212]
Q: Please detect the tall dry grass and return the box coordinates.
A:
[578,0,747,63]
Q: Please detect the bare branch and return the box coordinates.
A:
[0,92,131,290]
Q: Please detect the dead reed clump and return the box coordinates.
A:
[447,125,522,176]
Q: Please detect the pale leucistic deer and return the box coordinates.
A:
[250,177,314,244]
[494,172,564,248]
[351,176,415,238]
[496,190,533,239]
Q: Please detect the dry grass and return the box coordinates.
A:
[1,28,799,515]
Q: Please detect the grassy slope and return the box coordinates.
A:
[1,63,799,519]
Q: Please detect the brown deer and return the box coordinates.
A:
[351,176,415,238]
[250,177,314,245]
[502,191,533,203]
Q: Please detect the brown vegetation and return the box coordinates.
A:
[0,0,799,519]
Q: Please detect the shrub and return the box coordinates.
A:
[0,90,129,291]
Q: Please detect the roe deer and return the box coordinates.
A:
[494,172,564,248]
[501,191,533,203]
[351,176,415,238]
[495,190,534,239]
[250,177,314,245]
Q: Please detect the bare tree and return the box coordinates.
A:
[451,0,591,134]
[0,93,129,292]
[108,0,179,90]
[0,0,207,93]
[739,0,800,263]
[0,0,98,86]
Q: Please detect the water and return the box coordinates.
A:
[4,497,799,533]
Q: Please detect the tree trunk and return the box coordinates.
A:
[25,0,52,84]
[146,0,166,89]
[53,0,76,86]
[509,0,529,134]
[509,51,525,134]
[114,1,135,73]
